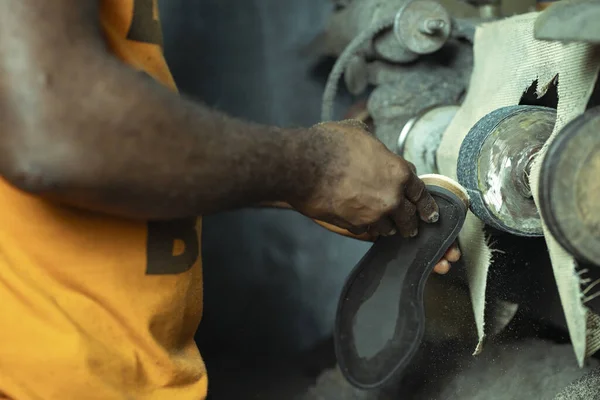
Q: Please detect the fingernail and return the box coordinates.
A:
[447,247,461,262]
[429,212,439,223]
[436,260,451,275]
[410,229,418,237]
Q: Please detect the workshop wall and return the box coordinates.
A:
[159,0,370,356]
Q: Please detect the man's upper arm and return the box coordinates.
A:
[0,1,107,191]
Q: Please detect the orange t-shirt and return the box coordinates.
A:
[0,1,207,399]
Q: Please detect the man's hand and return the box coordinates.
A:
[288,120,460,275]
[291,120,439,238]
[435,243,461,274]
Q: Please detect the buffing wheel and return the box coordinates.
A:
[539,106,600,266]
[457,105,557,237]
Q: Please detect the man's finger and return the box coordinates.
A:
[433,259,451,275]
[405,173,439,223]
[391,197,418,237]
[444,243,461,263]
[370,217,397,236]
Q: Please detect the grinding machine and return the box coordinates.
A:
[315,0,600,395]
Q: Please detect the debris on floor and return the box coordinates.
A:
[304,339,599,400]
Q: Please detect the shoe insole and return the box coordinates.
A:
[334,181,468,390]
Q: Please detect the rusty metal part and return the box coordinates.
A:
[457,105,557,237]
[397,105,460,175]
[394,0,452,55]
[330,39,471,152]
[322,17,399,121]
[535,0,600,43]
[539,106,600,265]
[366,39,473,151]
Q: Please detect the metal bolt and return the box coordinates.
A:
[420,18,446,35]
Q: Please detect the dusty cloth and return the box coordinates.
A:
[436,12,600,363]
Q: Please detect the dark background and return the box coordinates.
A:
[159,0,369,397]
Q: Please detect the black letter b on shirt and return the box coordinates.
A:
[146,219,199,275]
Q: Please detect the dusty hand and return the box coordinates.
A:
[295,120,439,236]
[293,119,460,273]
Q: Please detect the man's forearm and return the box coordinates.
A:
[46,68,325,219]
[1,28,329,219]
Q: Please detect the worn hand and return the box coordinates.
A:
[294,120,439,236]
[291,119,460,273]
